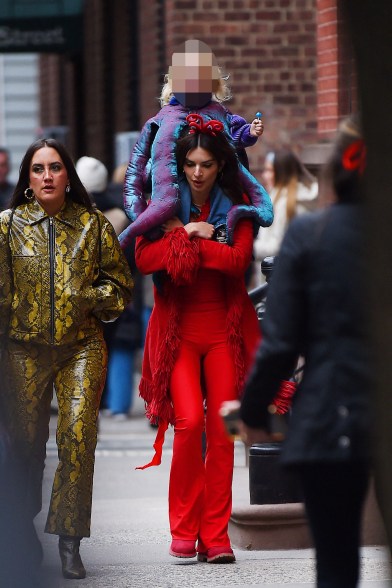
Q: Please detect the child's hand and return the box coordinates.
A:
[250,118,264,137]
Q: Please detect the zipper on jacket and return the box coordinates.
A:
[49,217,55,344]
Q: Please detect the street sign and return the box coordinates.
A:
[0,1,83,54]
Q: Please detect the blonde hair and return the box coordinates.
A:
[273,179,298,221]
[159,67,231,107]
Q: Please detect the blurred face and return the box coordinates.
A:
[262,160,275,192]
[169,46,219,107]
[0,151,10,184]
[29,146,69,215]
[183,147,221,204]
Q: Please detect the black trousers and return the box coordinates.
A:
[297,461,370,588]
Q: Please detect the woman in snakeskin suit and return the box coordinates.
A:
[0,139,133,580]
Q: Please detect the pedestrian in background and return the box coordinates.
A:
[109,162,128,205]
[239,117,371,588]
[252,148,318,285]
[0,139,133,580]
[135,114,271,563]
[104,246,143,420]
[0,147,15,211]
[76,155,129,235]
[104,163,144,420]
[76,155,132,414]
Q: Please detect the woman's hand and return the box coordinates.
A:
[184,222,215,239]
[162,217,184,232]
[219,399,274,444]
[238,421,273,446]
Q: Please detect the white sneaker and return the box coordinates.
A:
[100,409,112,417]
[112,413,128,421]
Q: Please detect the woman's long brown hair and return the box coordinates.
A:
[10,138,94,210]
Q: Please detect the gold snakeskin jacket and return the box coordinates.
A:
[0,199,133,346]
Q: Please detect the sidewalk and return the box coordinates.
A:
[37,395,392,588]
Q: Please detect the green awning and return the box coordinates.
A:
[0,1,84,53]
[0,0,83,19]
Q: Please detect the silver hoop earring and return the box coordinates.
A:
[24,187,34,201]
[65,183,71,193]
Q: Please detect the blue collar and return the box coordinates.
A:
[178,178,232,228]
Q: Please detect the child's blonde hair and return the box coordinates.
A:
[160,69,231,106]
[159,40,232,107]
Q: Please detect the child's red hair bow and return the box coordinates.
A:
[186,113,224,136]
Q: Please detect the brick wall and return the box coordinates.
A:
[39,55,62,127]
[138,2,166,124]
[39,54,80,158]
[82,0,111,163]
[112,0,137,134]
[317,0,356,138]
[39,0,325,177]
[40,0,111,162]
[39,0,136,168]
[163,0,319,178]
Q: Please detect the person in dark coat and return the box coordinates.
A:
[239,117,372,588]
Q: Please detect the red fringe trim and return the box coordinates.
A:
[136,420,169,470]
[166,229,200,285]
[271,380,297,414]
[225,279,246,395]
[139,377,153,404]
[139,284,182,427]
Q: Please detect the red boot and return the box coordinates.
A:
[204,546,235,564]
[169,539,197,558]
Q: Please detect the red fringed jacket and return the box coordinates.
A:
[135,218,261,426]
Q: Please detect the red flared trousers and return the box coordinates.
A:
[169,270,237,550]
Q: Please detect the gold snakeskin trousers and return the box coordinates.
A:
[2,336,107,537]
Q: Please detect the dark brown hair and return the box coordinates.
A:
[273,148,315,189]
[272,148,316,220]
[10,138,94,210]
[175,129,245,204]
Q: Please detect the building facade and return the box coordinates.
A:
[0,53,39,182]
[40,0,322,178]
[1,0,355,180]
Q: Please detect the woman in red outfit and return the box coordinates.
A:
[135,115,271,563]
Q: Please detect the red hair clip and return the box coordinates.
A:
[342,139,366,175]
[186,113,224,136]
